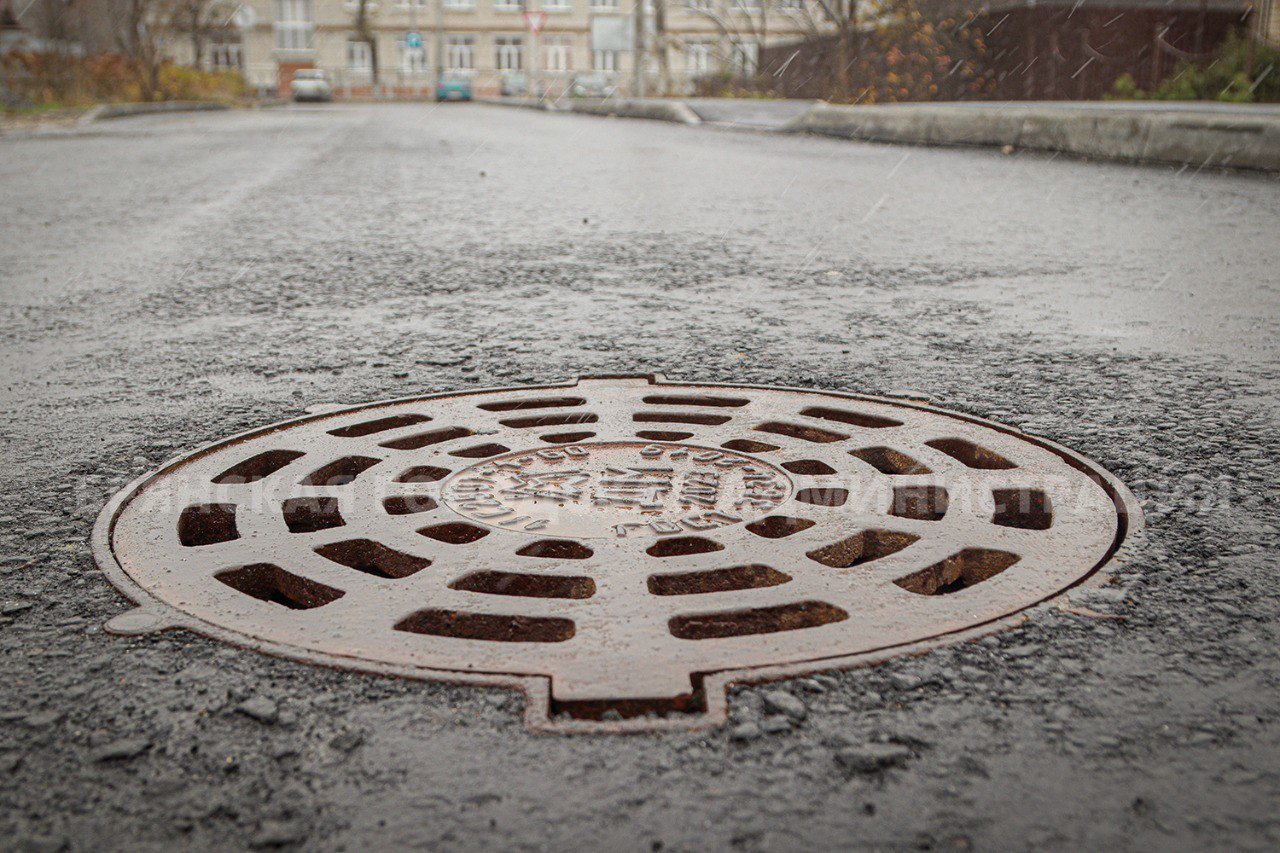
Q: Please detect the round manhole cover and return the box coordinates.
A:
[93,375,1140,732]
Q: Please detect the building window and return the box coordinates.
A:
[493,0,523,10]
[396,0,425,6]
[495,35,523,70]
[543,0,570,9]
[778,0,802,7]
[443,0,475,8]
[684,40,711,74]
[543,35,570,71]
[210,41,243,70]
[274,0,313,51]
[592,49,619,71]
[731,39,757,75]
[399,42,427,73]
[342,0,378,9]
[683,0,710,9]
[446,35,475,70]
[590,0,619,6]
[347,37,373,71]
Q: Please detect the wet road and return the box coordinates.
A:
[1,103,1279,850]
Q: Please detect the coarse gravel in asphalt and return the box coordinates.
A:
[1,103,1278,850]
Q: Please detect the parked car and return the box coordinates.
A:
[500,74,528,97]
[291,69,332,102]
[436,74,473,102]
[569,73,616,99]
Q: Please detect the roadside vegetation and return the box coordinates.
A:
[1,52,247,112]
[694,0,993,103]
[1109,32,1280,103]
[692,0,1276,106]
[834,2,994,103]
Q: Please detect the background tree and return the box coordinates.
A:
[108,0,173,99]
[852,0,992,102]
[353,0,379,84]
[758,0,993,102]
[768,0,861,99]
[6,0,86,100]
[167,0,218,68]
[685,0,783,87]
[654,0,671,95]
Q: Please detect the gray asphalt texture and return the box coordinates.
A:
[2,103,1279,851]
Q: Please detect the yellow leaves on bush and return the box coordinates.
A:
[158,64,248,101]
[762,0,997,104]
[2,51,247,107]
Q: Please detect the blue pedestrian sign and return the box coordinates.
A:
[405,31,423,48]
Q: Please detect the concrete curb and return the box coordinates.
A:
[569,98,701,125]
[782,102,1280,172]
[79,101,233,124]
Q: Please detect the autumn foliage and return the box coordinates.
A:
[846,2,996,103]
[740,0,997,103]
[2,51,247,108]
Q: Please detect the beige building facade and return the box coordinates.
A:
[187,0,823,97]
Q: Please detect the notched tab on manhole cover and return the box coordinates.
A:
[92,375,1140,733]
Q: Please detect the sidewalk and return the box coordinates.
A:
[0,100,286,138]
[782,101,1280,172]
[482,95,1280,172]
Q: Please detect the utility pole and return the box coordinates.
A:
[529,0,540,99]
[408,0,418,95]
[435,0,446,94]
[632,0,646,97]
[654,0,669,96]
[1194,0,1207,55]
[1243,0,1256,78]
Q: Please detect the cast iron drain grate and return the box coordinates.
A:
[93,375,1140,733]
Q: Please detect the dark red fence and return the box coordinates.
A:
[760,4,1252,101]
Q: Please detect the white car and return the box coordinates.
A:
[291,69,333,102]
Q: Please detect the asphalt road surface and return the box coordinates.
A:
[2,103,1279,851]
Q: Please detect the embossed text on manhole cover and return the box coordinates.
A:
[92,376,1141,732]
[443,441,791,539]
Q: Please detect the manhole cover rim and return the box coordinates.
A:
[91,373,1143,733]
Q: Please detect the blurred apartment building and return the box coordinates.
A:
[3,0,1275,99]
[164,0,824,97]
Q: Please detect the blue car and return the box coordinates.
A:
[436,75,472,102]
